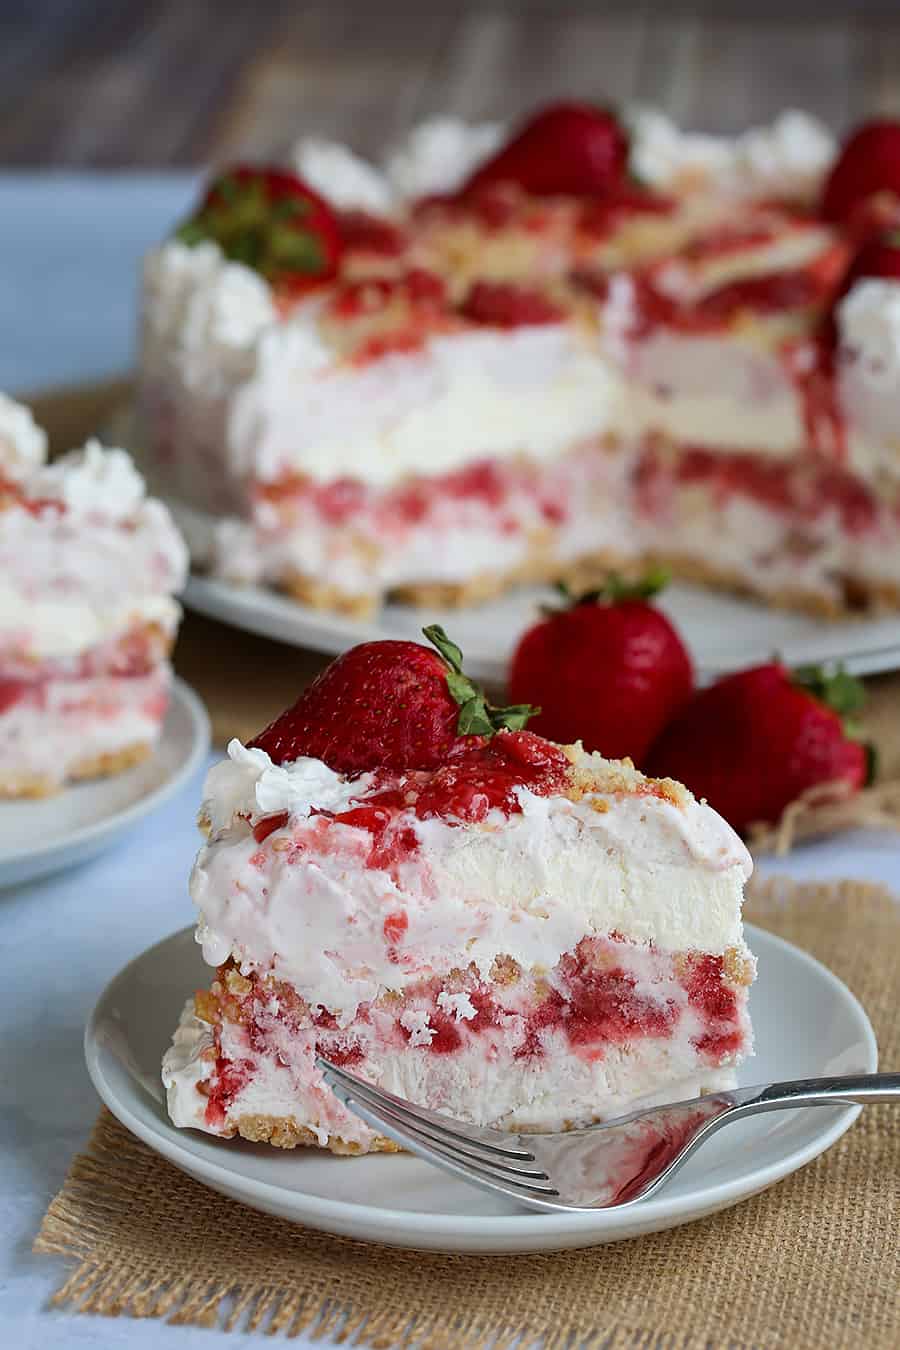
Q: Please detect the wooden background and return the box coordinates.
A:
[5,0,900,166]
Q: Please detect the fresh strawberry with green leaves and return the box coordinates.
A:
[175,165,343,301]
[507,568,693,764]
[821,120,900,225]
[644,663,871,833]
[248,626,536,775]
[462,102,629,200]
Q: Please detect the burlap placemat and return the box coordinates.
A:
[33,878,899,1349]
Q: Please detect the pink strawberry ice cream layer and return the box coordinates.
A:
[0,665,171,794]
[164,737,755,1152]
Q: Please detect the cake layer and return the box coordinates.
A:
[0,665,171,795]
[191,439,631,600]
[175,433,900,616]
[191,738,753,1020]
[0,620,173,683]
[0,441,188,663]
[632,443,900,613]
[165,928,751,1150]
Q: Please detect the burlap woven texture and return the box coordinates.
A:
[34,879,900,1349]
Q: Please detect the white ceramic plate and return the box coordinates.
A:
[85,923,876,1254]
[185,572,900,686]
[0,679,210,890]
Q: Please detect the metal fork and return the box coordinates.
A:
[317,1059,900,1212]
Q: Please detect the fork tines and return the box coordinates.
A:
[317,1057,561,1201]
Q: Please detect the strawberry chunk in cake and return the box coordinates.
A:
[163,629,754,1154]
[138,100,900,617]
[0,395,188,796]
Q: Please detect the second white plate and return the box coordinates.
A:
[185,572,900,686]
[85,923,876,1254]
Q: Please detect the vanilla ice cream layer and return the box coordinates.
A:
[0,467,187,662]
[191,741,752,1019]
[164,984,746,1148]
[139,250,623,492]
[0,666,170,786]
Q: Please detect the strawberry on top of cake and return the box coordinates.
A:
[163,628,754,1155]
[138,99,900,618]
[0,395,188,796]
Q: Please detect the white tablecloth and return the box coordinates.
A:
[1,176,898,1348]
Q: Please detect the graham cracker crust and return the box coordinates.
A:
[0,741,152,799]
[280,547,900,621]
[232,1113,403,1155]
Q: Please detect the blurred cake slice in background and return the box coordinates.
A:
[0,394,188,796]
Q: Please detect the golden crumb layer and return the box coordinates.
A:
[230,1113,402,1154]
[274,545,900,622]
[0,741,152,799]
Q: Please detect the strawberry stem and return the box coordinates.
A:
[554,564,670,610]
[793,664,866,718]
[422,624,539,737]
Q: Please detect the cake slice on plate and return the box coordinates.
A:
[0,394,188,796]
[163,629,755,1154]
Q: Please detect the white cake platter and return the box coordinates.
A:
[184,571,900,686]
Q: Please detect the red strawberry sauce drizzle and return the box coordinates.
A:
[203,939,747,1124]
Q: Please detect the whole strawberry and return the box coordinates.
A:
[507,569,693,764]
[175,165,343,300]
[821,120,900,224]
[462,102,629,199]
[249,626,535,774]
[645,663,870,833]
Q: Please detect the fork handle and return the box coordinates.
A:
[746,1073,900,1109]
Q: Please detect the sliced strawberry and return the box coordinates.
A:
[337,209,407,257]
[176,165,343,298]
[459,281,564,328]
[248,627,536,774]
[821,120,900,224]
[508,569,693,764]
[645,663,869,832]
[462,102,629,199]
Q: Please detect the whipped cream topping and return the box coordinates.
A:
[0,419,188,661]
[627,107,835,202]
[838,279,900,392]
[191,740,752,1016]
[29,440,145,519]
[290,138,394,213]
[202,740,373,833]
[0,393,47,481]
[142,240,277,386]
[385,116,505,200]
